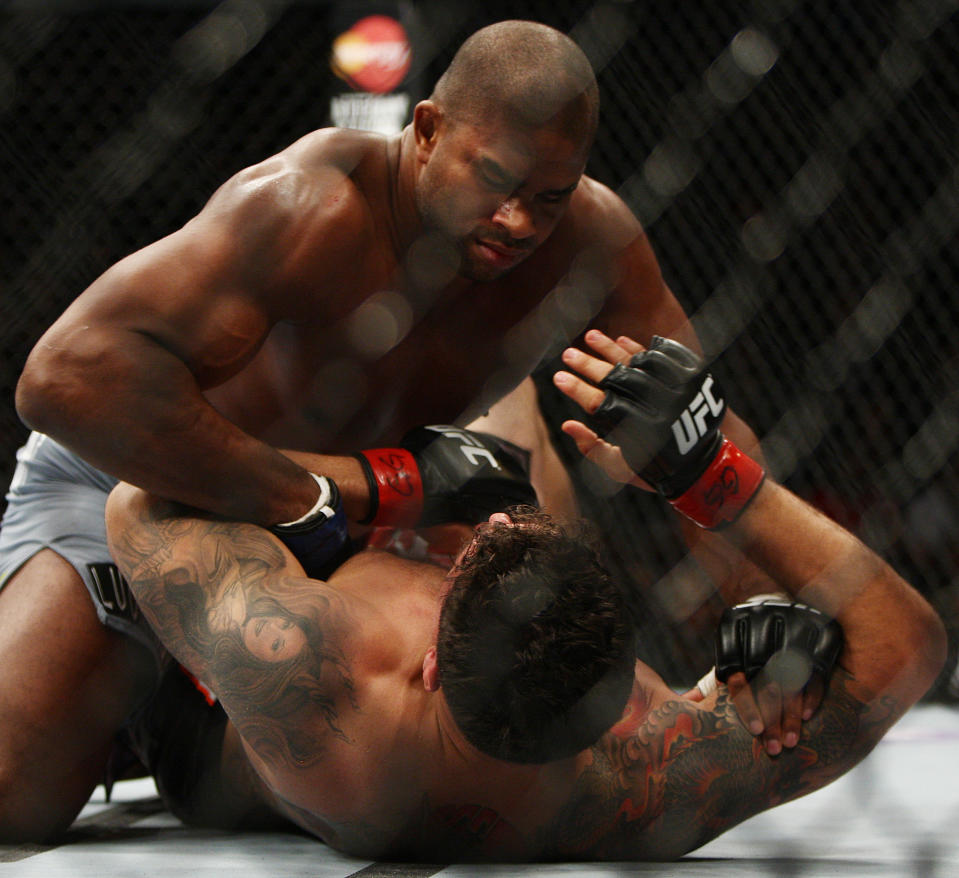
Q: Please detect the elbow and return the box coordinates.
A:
[15,351,65,434]
[915,601,948,692]
[892,594,948,703]
[852,569,949,709]
[16,337,106,437]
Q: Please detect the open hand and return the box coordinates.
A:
[552,330,653,489]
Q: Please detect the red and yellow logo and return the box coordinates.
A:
[331,15,411,94]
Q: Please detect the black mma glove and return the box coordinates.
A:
[715,597,843,689]
[590,336,765,528]
[270,474,351,579]
[356,425,538,528]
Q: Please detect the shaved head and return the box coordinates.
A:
[432,20,599,147]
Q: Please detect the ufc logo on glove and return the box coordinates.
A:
[672,376,725,455]
[357,425,536,528]
[593,337,764,529]
[433,427,503,470]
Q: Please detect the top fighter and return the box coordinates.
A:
[3,20,764,840]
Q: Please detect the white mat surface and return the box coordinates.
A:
[3,704,957,877]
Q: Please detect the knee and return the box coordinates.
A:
[0,764,84,842]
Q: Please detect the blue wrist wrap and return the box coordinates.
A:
[270,475,351,579]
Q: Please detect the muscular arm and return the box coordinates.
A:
[547,670,889,860]
[543,480,944,861]
[105,482,357,771]
[553,348,945,859]
[583,186,777,605]
[17,139,365,525]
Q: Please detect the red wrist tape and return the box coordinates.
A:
[356,448,423,528]
[670,439,765,529]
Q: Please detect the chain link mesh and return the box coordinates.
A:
[2,0,958,718]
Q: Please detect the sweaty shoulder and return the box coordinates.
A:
[560,174,645,253]
[195,128,394,320]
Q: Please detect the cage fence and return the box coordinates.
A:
[2,0,959,863]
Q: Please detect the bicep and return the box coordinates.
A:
[49,207,273,386]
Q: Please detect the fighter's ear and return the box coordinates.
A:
[422,646,440,692]
[413,101,443,159]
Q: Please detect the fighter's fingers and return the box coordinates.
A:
[614,335,646,356]
[582,329,640,364]
[756,679,784,756]
[561,419,654,488]
[558,345,619,388]
[781,687,804,749]
[560,418,601,451]
[725,671,764,737]
[802,674,826,721]
[554,368,606,413]
[559,330,651,386]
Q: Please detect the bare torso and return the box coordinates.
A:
[18,121,684,524]
[201,128,620,452]
[205,265,565,451]
[239,545,669,861]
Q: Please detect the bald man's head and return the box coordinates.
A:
[432,20,599,148]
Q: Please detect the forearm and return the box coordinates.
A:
[554,331,943,704]
[17,328,318,526]
[724,478,945,704]
[675,409,782,605]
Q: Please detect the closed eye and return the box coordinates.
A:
[477,158,516,192]
[539,182,578,204]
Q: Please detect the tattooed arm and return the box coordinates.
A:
[543,484,945,861]
[545,667,899,860]
[550,334,946,860]
[545,476,947,861]
[105,483,357,772]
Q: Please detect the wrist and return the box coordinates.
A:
[270,474,351,579]
[355,449,423,527]
[669,438,765,529]
[272,473,340,531]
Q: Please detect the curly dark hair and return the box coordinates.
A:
[437,508,635,764]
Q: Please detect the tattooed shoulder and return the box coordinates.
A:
[114,504,358,772]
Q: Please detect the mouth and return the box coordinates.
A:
[473,238,530,269]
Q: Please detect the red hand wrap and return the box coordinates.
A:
[669,438,765,529]
[356,448,423,528]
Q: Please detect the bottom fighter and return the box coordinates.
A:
[104,333,944,861]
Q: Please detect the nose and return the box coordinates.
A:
[492,197,535,241]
